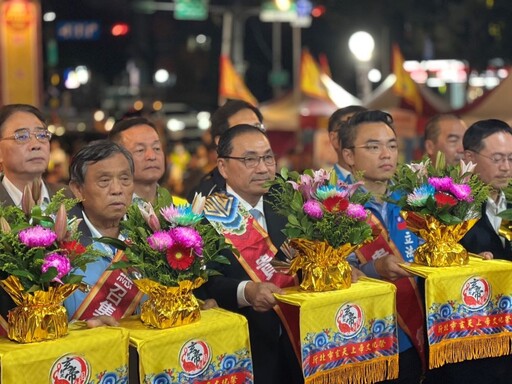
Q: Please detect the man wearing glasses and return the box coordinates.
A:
[201,124,302,384]
[340,110,424,383]
[0,104,67,207]
[460,119,512,262]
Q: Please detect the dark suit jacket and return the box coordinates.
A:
[460,202,512,261]
[0,180,74,319]
[186,167,226,202]
[202,191,302,384]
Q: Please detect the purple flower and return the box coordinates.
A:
[171,227,203,257]
[428,176,454,192]
[450,183,472,202]
[19,225,57,247]
[147,231,174,251]
[41,253,71,283]
[303,200,323,219]
[346,203,368,221]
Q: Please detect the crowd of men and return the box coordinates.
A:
[0,101,511,383]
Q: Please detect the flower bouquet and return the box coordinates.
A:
[270,169,374,291]
[391,153,490,266]
[101,190,229,329]
[0,182,99,342]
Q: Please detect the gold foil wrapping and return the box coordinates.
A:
[401,211,478,267]
[499,220,512,241]
[0,276,78,343]
[289,239,357,292]
[134,278,204,329]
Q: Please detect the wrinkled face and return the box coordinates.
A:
[343,122,398,182]
[464,132,512,190]
[70,153,134,226]
[218,131,276,206]
[0,111,50,182]
[117,125,165,185]
[426,118,467,166]
[227,108,261,128]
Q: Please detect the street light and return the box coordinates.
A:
[348,31,375,101]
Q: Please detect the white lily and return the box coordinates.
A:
[191,192,206,215]
[460,160,477,183]
[139,202,161,232]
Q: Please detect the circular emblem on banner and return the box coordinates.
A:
[461,276,491,310]
[179,339,211,377]
[4,3,33,31]
[49,354,91,384]
[335,302,364,338]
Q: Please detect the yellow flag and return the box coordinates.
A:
[300,49,330,100]
[392,44,423,114]
[219,55,258,106]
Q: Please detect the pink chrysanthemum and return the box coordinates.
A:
[450,183,472,202]
[147,231,174,251]
[171,226,203,257]
[303,200,323,219]
[19,225,57,247]
[41,253,71,283]
[428,176,454,192]
[346,203,368,221]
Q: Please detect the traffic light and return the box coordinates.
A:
[111,23,129,37]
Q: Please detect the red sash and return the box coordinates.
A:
[71,251,144,321]
[205,193,300,358]
[356,214,426,370]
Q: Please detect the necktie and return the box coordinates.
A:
[250,208,262,221]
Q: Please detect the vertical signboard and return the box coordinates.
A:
[0,0,41,106]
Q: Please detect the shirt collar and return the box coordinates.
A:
[226,185,264,214]
[2,176,50,208]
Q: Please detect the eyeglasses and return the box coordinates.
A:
[473,151,512,165]
[0,128,52,144]
[219,154,276,168]
[347,142,398,154]
[252,122,266,132]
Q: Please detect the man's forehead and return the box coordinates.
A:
[355,122,394,138]
[231,133,271,152]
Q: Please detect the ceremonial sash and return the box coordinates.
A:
[71,251,143,321]
[204,193,300,357]
[356,214,426,369]
[402,257,512,369]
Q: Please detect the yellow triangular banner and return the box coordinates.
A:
[300,49,330,100]
[219,55,258,106]
[392,44,423,114]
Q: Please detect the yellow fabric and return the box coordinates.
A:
[172,195,187,205]
[219,55,258,106]
[300,49,330,100]
[392,44,423,114]
[123,307,253,383]
[275,278,398,384]
[0,326,129,383]
[402,257,512,368]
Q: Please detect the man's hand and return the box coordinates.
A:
[86,315,119,328]
[351,267,366,282]
[374,254,413,281]
[244,281,283,312]
[200,298,218,310]
[479,251,493,260]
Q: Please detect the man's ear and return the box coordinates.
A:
[217,158,228,180]
[424,139,435,157]
[463,150,475,163]
[328,131,340,152]
[342,148,355,167]
[69,181,83,200]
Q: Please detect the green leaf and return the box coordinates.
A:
[96,237,128,250]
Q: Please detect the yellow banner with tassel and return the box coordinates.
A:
[123,307,253,383]
[275,278,398,384]
[0,326,129,383]
[402,256,512,369]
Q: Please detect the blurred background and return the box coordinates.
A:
[2,0,512,195]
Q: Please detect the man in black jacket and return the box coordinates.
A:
[202,125,302,384]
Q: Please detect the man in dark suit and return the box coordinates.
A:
[187,99,264,200]
[202,125,302,384]
[0,104,72,321]
[460,119,512,261]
